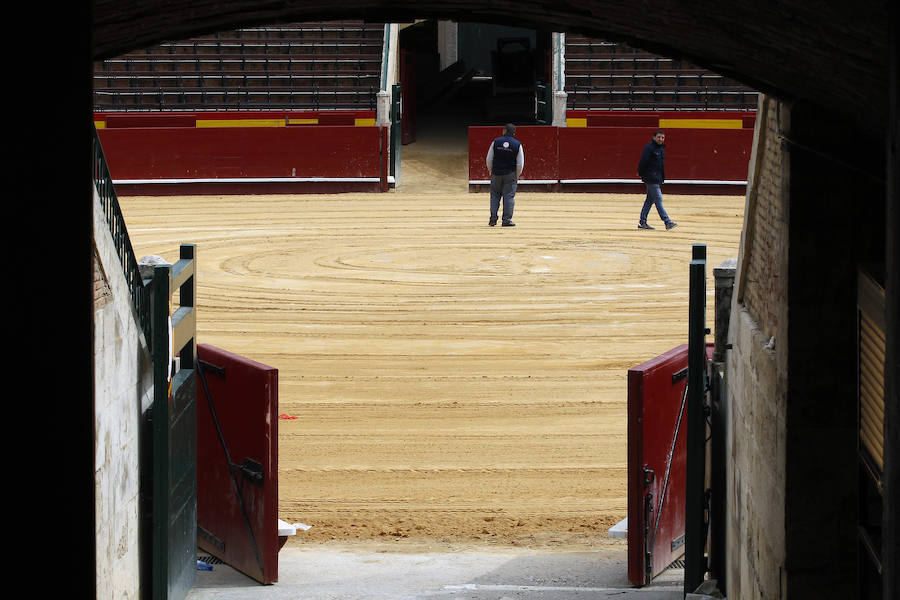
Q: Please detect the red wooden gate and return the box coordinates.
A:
[627,343,712,586]
[196,344,279,584]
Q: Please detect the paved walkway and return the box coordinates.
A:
[186,545,685,600]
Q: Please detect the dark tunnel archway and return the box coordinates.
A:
[93,0,889,139]
[82,2,898,599]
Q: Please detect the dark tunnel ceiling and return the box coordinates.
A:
[92,0,890,138]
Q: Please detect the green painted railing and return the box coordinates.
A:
[535,81,552,124]
[92,125,152,346]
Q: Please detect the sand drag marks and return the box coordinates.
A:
[121,188,743,551]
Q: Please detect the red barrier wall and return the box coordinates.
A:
[585,113,659,127]
[469,113,754,194]
[558,127,642,180]
[468,126,559,183]
[97,123,387,195]
[105,114,197,128]
[558,127,753,182]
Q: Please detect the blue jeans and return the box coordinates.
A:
[640,183,671,224]
[490,172,517,223]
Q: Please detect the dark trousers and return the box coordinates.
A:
[490,172,517,223]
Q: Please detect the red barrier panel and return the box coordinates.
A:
[586,113,659,127]
[467,115,752,193]
[468,126,559,182]
[196,344,279,584]
[558,126,752,182]
[558,127,645,180]
[316,112,357,125]
[664,128,753,181]
[105,114,197,128]
[97,125,385,192]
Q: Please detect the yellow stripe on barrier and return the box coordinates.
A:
[287,118,319,125]
[658,119,744,129]
[566,118,587,128]
[355,118,376,126]
[94,121,106,129]
[196,119,286,128]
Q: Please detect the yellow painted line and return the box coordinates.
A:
[566,118,587,128]
[287,118,319,125]
[355,118,376,126]
[659,118,744,129]
[94,121,106,129]
[196,119,286,128]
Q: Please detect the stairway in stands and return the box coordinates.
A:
[93,21,385,112]
[565,35,758,111]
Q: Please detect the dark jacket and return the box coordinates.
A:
[490,135,522,176]
[638,139,666,184]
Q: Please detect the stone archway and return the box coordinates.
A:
[86,3,898,599]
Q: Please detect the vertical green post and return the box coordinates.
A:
[151,264,172,600]
[391,82,402,186]
[685,243,708,595]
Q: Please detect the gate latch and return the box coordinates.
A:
[643,466,655,487]
[232,458,264,484]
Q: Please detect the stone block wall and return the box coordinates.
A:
[726,94,789,599]
[739,96,786,343]
[93,189,153,600]
[726,92,887,598]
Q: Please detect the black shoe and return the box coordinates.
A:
[489,217,498,226]
[638,222,655,230]
[665,221,678,230]
[502,221,516,227]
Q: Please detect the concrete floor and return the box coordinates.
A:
[186,545,686,600]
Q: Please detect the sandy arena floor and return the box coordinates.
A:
[120,134,745,555]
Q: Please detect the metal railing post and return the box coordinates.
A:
[92,126,152,345]
[685,243,709,595]
[151,263,172,600]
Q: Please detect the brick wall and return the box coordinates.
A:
[726,94,789,599]
[740,95,786,342]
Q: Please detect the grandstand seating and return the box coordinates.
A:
[93,21,385,111]
[564,35,758,111]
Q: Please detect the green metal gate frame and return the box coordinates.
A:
[151,244,198,600]
[535,81,552,124]
[685,243,709,595]
[391,82,402,185]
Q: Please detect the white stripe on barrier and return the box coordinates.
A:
[469,180,558,185]
[559,178,747,185]
[469,179,747,185]
[113,177,382,184]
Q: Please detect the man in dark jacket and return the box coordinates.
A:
[637,129,677,230]
[486,123,525,226]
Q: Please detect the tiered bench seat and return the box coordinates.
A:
[93,21,384,111]
[565,35,757,111]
